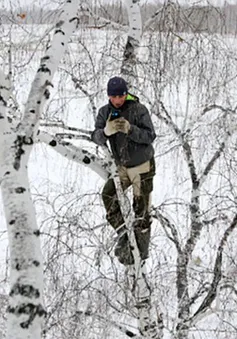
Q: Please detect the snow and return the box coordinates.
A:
[1,22,237,338]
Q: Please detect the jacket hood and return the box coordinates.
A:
[126,93,139,102]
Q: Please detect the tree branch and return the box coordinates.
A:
[37,131,110,180]
[152,207,181,253]
[40,121,92,135]
[189,213,237,325]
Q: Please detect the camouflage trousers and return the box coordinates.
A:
[102,158,156,264]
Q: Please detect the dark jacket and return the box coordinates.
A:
[91,94,156,167]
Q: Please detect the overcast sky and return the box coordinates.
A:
[1,0,235,10]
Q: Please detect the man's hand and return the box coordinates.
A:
[104,115,130,136]
[104,118,118,136]
[104,114,122,136]
[114,118,130,134]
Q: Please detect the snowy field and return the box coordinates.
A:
[1,23,237,338]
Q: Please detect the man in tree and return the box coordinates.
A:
[92,76,156,265]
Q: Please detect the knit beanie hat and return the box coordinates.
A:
[107,76,128,96]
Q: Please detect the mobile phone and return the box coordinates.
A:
[110,110,121,121]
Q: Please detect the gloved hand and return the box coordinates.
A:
[104,115,119,136]
[114,117,130,134]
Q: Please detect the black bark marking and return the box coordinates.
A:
[29,109,35,114]
[15,187,26,194]
[0,95,7,106]
[49,140,57,147]
[37,65,51,74]
[125,330,136,337]
[7,303,46,329]
[15,261,21,271]
[124,38,135,60]
[9,220,15,225]
[10,283,40,298]
[41,56,50,61]
[55,29,65,35]
[56,20,64,27]
[15,232,20,239]
[83,156,91,164]
[69,17,78,23]
[37,100,41,104]
[44,89,50,99]
[13,136,25,170]
[61,42,65,46]
[4,171,10,175]
[0,115,4,119]
[13,135,34,170]
[23,136,33,145]
[33,230,40,236]
[14,258,40,271]
[63,141,70,146]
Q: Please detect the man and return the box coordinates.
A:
[91,76,156,265]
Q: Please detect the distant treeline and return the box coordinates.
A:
[1,2,237,34]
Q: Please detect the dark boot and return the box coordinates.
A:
[114,232,134,265]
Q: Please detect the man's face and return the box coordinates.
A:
[109,95,127,108]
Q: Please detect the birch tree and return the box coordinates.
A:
[0,1,82,338]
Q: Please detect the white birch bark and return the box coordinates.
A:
[0,1,80,338]
[110,1,163,337]
[37,131,111,180]
[121,0,142,89]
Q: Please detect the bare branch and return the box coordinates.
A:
[40,121,92,135]
[152,207,181,252]
[190,213,237,325]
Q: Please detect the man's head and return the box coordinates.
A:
[107,76,128,108]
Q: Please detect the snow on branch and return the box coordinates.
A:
[37,131,110,180]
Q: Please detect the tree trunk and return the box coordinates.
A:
[0,1,80,338]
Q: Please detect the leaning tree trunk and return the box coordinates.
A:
[113,1,164,337]
[0,1,79,338]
